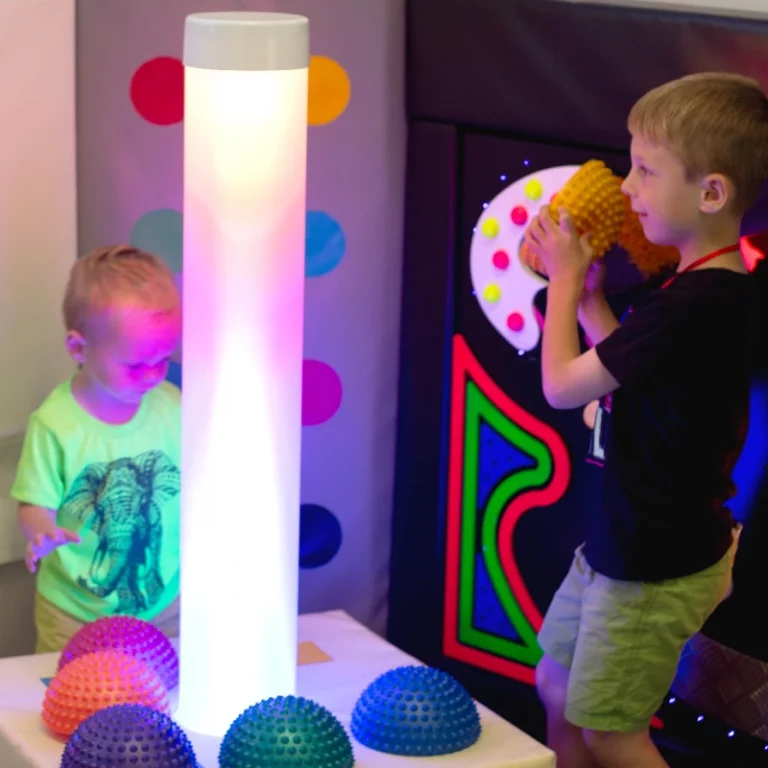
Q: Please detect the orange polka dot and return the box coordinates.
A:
[308,56,350,126]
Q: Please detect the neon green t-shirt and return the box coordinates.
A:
[11,379,181,623]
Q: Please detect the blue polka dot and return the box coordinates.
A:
[166,360,182,388]
[305,211,345,277]
[130,209,183,274]
[299,504,342,568]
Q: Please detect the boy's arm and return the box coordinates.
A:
[578,292,620,347]
[543,278,619,410]
[12,417,78,572]
[525,206,684,410]
[17,503,80,573]
[18,504,58,541]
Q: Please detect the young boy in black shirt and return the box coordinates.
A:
[523,73,768,768]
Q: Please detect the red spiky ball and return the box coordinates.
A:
[43,651,170,737]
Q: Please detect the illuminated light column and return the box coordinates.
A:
[177,12,309,737]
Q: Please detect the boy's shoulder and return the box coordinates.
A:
[30,379,79,432]
[641,269,750,317]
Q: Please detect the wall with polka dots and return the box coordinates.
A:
[75,0,405,634]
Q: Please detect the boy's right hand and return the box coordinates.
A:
[25,527,80,573]
[18,504,81,573]
[520,243,606,303]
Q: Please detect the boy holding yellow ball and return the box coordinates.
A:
[525,73,768,768]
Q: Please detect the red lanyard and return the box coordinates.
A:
[661,243,741,289]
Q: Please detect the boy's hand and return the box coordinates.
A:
[523,206,594,286]
[18,504,80,572]
[25,527,80,573]
[522,244,606,304]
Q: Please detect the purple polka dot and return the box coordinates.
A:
[302,360,342,426]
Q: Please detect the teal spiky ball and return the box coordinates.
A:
[219,695,354,768]
[351,665,481,756]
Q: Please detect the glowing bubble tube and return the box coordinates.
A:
[177,11,309,737]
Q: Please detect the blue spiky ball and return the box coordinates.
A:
[219,695,354,768]
[351,665,481,756]
[60,703,197,767]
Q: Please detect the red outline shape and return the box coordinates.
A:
[444,334,571,681]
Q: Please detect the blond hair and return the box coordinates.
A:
[628,72,768,213]
[63,245,179,334]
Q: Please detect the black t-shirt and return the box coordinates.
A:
[587,269,752,581]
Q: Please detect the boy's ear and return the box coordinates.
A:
[700,173,732,215]
[66,331,87,364]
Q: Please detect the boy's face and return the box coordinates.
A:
[69,304,181,405]
[621,133,704,248]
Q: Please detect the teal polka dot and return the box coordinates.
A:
[306,211,345,277]
[130,209,183,274]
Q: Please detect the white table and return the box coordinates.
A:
[0,610,554,767]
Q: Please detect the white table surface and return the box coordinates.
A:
[0,610,554,768]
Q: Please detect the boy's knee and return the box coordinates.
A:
[535,653,569,713]
[583,729,653,765]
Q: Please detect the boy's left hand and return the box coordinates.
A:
[523,206,594,284]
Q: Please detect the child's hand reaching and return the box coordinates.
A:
[25,527,80,573]
[18,504,80,573]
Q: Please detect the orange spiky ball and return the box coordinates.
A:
[615,177,680,275]
[42,650,170,737]
[548,159,626,258]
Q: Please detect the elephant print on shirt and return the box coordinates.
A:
[62,450,180,614]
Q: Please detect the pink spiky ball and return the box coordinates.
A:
[43,651,170,738]
[59,615,178,690]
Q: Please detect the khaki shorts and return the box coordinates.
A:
[537,529,739,733]
[34,592,180,654]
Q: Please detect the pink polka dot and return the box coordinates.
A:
[492,250,510,270]
[507,312,525,332]
[510,206,528,226]
[130,57,184,125]
[302,360,342,426]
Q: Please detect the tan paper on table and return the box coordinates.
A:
[298,641,332,665]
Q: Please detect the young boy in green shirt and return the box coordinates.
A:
[12,245,182,653]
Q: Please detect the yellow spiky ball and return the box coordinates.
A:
[548,159,626,258]
[615,177,680,275]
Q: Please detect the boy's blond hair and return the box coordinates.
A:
[628,72,768,214]
[63,245,179,334]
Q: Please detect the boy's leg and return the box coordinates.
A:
[566,537,737,768]
[536,654,599,768]
[536,547,600,768]
[34,591,86,653]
